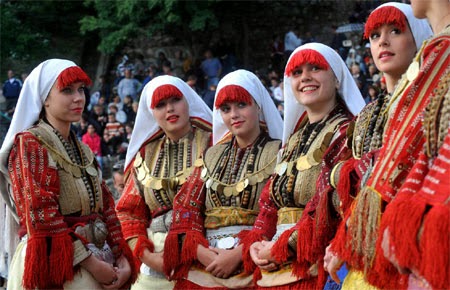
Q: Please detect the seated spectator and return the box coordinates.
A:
[82,124,103,168]
[108,104,127,124]
[104,113,125,154]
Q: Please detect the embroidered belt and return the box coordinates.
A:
[149,210,173,233]
[277,207,304,225]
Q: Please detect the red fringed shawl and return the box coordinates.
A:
[8,132,137,289]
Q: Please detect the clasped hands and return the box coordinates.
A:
[249,240,280,272]
[197,244,243,278]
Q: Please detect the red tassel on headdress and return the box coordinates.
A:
[214,84,253,109]
[364,6,407,39]
[57,66,92,88]
[151,84,183,109]
[285,49,329,77]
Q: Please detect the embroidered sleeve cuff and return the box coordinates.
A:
[73,239,91,266]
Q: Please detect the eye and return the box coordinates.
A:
[78,86,86,93]
[61,87,72,94]
[292,68,303,77]
[170,96,182,103]
[370,32,380,40]
[155,100,166,109]
[237,102,247,108]
[311,66,321,72]
[391,28,401,35]
[219,104,230,113]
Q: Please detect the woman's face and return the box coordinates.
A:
[44,81,85,126]
[369,23,416,78]
[290,63,337,111]
[152,96,190,140]
[219,100,260,140]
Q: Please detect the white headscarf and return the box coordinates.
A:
[283,43,365,145]
[125,75,212,168]
[372,2,432,50]
[0,59,78,214]
[212,69,283,145]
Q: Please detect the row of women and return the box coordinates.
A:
[0,1,447,289]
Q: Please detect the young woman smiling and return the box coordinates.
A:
[241,43,365,289]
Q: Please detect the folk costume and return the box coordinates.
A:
[164,69,283,289]
[332,6,442,288]
[0,59,136,289]
[239,43,365,289]
[327,3,434,289]
[378,27,450,290]
[116,75,212,289]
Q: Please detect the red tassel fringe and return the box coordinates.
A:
[57,66,92,88]
[336,158,358,212]
[238,230,267,274]
[133,235,154,270]
[382,191,450,289]
[271,228,295,264]
[214,84,253,109]
[364,6,407,39]
[150,84,183,109]
[285,49,329,77]
[23,234,74,290]
[164,231,208,280]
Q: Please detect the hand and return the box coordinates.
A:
[323,245,343,284]
[205,246,242,278]
[250,241,279,272]
[80,255,118,285]
[103,254,132,289]
[197,244,218,268]
[140,249,164,274]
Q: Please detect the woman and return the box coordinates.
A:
[324,3,434,289]
[0,59,136,289]
[116,75,212,289]
[241,43,365,289]
[163,69,283,289]
[379,1,449,289]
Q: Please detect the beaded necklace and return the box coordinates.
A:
[52,126,100,211]
[271,105,346,207]
[203,132,273,208]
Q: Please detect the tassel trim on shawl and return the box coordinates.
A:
[23,233,74,290]
[238,230,267,274]
[379,191,449,289]
[164,231,208,280]
[132,235,154,270]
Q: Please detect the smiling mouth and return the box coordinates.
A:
[301,86,318,92]
[379,52,394,59]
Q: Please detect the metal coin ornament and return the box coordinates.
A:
[407,61,420,82]
[86,166,98,177]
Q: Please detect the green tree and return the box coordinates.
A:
[80,0,219,54]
